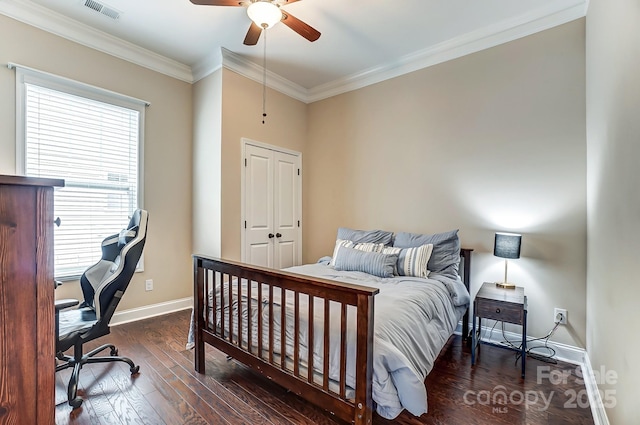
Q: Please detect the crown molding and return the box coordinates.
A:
[198,0,586,103]
[191,49,223,82]
[305,0,587,102]
[218,48,309,103]
[1,0,586,102]
[0,0,193,83]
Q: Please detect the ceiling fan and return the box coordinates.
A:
[190,0,321,46]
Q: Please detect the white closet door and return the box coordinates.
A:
[244,144,274,268]
[243,142,301,269]
[273,151,299,269]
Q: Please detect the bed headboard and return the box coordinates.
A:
[459,248,473,293]
[459,248,473,341]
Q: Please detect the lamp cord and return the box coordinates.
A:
[500,321,560,364]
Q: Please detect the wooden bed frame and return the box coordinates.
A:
[193,249,472,425]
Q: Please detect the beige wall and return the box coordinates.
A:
[219,68,307,260]
[193,68,223,257]
[306,20,587,347]
[586,0,640,422]
[0,14,193,311]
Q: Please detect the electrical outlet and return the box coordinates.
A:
[145,279,153,291]
[554,308,567,325]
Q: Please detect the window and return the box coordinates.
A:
[14,65,146,279]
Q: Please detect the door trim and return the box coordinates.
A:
[240,138,302,266]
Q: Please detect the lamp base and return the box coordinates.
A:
[495,281,516,289]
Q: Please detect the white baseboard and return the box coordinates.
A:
[455,322,609,425]
[581,351,611,425]
[458,323,585,364]
[111,297,193,326]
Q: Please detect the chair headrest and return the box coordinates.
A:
[118,227,138,248]
[118,209,147,248]
[128,209,143,228]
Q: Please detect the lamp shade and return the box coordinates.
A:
[494,232,521,259]
[247,1,282,29]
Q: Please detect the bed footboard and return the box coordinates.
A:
[193,256,379,425]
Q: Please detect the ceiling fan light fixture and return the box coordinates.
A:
[247,1,282,29]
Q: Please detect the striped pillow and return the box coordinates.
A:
[333,246,398,278]
[382,243,434,278]
[330,239,385,266]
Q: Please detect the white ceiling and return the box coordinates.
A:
[0,0,587,101]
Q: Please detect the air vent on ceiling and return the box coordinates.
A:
[83,0,121,21]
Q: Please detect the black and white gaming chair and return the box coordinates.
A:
[55,209,149,409]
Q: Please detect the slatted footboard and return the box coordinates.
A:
[193,256,379,425]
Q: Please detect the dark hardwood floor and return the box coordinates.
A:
[55,309,595,425]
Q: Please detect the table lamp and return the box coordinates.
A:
[494,232,521,289]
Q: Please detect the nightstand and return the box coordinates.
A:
[471,282,527,378]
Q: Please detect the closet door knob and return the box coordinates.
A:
[268,233,275,239]
[276,233,282,238]
[54,217,61,227]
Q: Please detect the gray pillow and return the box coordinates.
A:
[337,227,394,246]
[393,229,460,279]
[333,246,398,278]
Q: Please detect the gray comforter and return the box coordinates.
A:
[187,262,469,419]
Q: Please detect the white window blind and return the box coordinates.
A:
[14,65,146,279]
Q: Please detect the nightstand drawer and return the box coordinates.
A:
[476,299,524,324]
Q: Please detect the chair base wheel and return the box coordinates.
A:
[130,365,140,374]
[110,348,118,356]
[70,398,83,409]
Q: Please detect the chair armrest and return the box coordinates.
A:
[55,299,79,312]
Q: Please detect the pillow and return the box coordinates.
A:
[336,227,394,246]
[393,229,460,279]
[382,243,434,278]
[333,246,398,278]
[330,239,385,266]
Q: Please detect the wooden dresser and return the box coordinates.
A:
[0,174,64,425]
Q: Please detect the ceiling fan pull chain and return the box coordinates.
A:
[262,25,267,124]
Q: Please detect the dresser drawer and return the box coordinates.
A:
[476,299,524,324]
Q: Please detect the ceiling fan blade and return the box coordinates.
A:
[244,22,262,45]
[189,0,243,6]
[280,11,321,42]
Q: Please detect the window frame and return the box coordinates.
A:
[13,64,147,280]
